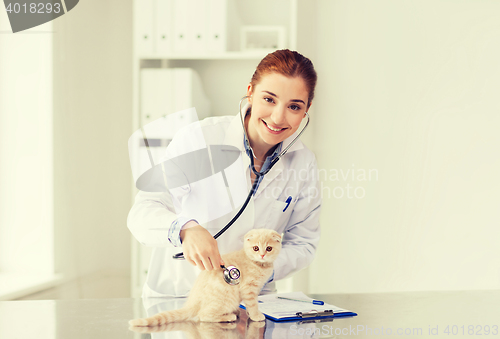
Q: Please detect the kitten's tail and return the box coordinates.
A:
[128,307,196,327]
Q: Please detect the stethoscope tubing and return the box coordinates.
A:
[172,96,309,260]
[172,174,260,260]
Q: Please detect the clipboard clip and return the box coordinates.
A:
[296,310,334,318]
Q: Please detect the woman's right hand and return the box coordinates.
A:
[180,222,224,271]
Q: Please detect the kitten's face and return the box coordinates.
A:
[243,229,282,263]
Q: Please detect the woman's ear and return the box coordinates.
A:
[246,84,253,103]
[305,101,312,116]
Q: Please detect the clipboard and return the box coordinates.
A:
[239,292,357,322]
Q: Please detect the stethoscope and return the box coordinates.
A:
[172,96,310,284]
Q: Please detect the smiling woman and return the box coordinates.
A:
[127,49,322,300]
[244,49,317,171]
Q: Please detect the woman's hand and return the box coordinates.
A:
[180,222,224,270]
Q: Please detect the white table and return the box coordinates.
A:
[0,290,498,338]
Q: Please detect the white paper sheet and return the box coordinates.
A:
[242,292,353,319]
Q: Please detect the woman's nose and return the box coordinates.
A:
[270,105,286,125]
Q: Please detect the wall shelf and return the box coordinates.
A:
[137,50,275,60]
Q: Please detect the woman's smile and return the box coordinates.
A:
[261,119,287,134]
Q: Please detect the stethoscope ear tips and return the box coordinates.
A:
[221,265,241,285]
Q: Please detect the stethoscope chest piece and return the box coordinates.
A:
[221,265,240,285]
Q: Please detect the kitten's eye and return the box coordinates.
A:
[253,246,259,251]
[266,246,272,252]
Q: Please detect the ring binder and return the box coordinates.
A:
[296,310,334,318]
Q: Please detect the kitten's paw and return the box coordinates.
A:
[249,311,266,322]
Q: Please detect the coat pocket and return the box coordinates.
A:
[265,197,297,233]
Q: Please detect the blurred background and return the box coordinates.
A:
[1,0,499,301]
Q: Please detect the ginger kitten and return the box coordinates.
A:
[129,229,281,326]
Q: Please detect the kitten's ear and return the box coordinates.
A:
[272,232,282,243]
[245,230,256,242]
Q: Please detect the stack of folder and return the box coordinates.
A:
[136,0,228,55]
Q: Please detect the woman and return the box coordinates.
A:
[128,49,321,298]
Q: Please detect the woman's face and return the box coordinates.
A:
[246,72,310,150]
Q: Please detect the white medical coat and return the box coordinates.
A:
[127,113,322,298]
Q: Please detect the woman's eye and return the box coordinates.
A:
[290,104,302,111]
[266,246,272,252]
[264,97,274,104]
[253,246,259,251]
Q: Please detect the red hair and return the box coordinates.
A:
[250,49,317,108]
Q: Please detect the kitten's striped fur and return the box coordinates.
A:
[129,229,282,326]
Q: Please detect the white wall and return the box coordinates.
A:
[52,0,132,279]
[0,19,53,274]
[310,0,500,293]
